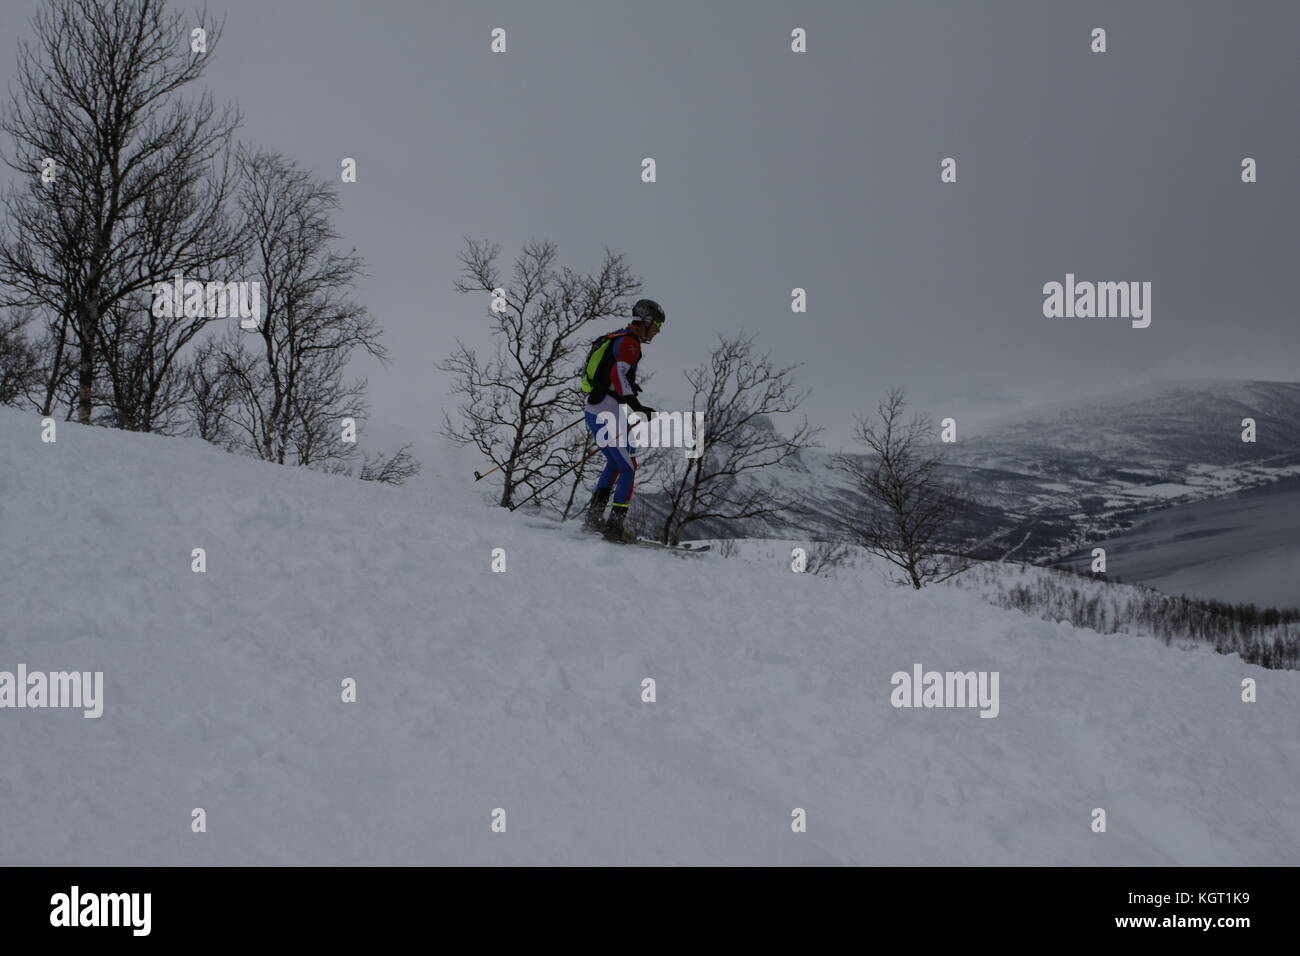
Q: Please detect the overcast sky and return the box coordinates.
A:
[3,0,1297,449]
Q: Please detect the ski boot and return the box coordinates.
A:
[602,505,631,543]
[582,487,612,533]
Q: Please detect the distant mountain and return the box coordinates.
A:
[640,380,1300,563]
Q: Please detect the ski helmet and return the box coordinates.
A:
[631,298,665,326]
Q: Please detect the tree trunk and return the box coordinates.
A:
[500,421,527,508]
[562,466,584,520]
[499,470,514,508]
[77,302,97,424]
[41,312,70,417]
[906,546,922,589]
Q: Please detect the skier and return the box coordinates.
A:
[578,298,665,541]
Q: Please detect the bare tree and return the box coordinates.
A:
[213,149,384,470]
[0,311,41,405]
[359,444,421,486]
[440,238,641,508]
[184,336,235,444]
[92,183,245,433]
[18,304,107,419]
[0,0,241,426]
[655,331,820,545]
[32,305,76,415]
[833,387,970,589]
[2,298,84,419]
[96,291,213,433]
[805,541,854,577]
[557,427,603,520]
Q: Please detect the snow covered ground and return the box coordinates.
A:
[2,407,1298,865]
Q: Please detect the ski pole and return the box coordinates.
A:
[473,417,586,481]
[507,445,604,512]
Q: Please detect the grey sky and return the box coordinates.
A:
[3,0,1297,449]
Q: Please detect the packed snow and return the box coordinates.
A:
[1,407,1297,865]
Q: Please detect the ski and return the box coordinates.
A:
[626,538,711,554]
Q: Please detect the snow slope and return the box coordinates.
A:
[1,407,1298,865]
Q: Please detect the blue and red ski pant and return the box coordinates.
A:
[585,408,637,507]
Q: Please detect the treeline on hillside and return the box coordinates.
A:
[955,563,1300,670]
[0,0,415,484]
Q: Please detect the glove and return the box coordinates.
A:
[621,394,655,417]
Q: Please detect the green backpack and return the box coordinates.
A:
[580,331,624,401]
